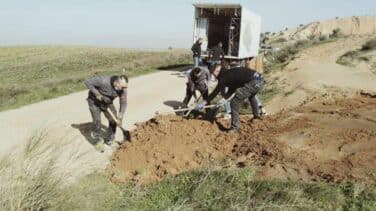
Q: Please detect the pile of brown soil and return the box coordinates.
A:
[110,95,376,184]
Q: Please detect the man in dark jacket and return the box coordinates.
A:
[191,38,203,67]
[209,42,225,66]
[84,75,128,145]
[183,66,210,106]
[200,64,265,133]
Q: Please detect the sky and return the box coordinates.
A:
[0,0,375,49]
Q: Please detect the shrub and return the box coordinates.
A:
[361,38,376,51]
[330,28,344,38]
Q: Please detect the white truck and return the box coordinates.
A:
[193,3,261,65]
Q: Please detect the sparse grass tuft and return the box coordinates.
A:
[0,131,64,210]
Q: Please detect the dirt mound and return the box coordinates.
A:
[110,95,376,184]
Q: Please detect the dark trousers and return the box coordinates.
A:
[183,85,209,106]
[230,80,265,130]
[87,98,117,141]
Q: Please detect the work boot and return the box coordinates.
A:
[94,138,105,153]
[105,134,115,146]
[260,106,267,116]
[252,116,263,123]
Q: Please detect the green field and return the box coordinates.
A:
[0,46,191,111]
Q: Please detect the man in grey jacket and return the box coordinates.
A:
[84,75,128,145]
[182,66,210,107]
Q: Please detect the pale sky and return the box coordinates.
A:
[0,0,375,48]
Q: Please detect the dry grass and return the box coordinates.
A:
[0,130,101,210]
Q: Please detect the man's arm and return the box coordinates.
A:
[221,49,225,60]
[84,77,101,96]
[207,80,225,104]
[118,89,128,120]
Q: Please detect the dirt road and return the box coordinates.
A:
[0,70,186,169]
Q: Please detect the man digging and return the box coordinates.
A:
[198,64,266,133]
[84,75,128,151]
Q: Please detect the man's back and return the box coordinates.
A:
[85,76,118,98]
[211,45,224,61]
[191,42,201,57]
[218,67,263,96]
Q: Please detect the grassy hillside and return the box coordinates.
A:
[0,46,191,111]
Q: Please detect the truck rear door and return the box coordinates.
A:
[194,18,209,51]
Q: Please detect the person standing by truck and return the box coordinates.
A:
[191,38,203,67]
[209,42,225,66]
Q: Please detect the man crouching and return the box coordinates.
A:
[84,75,128,146]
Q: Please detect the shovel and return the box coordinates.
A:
[155,104,217,116]
[106,108,131,142]
[183,94,203,117]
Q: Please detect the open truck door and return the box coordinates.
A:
[194,18,209,51]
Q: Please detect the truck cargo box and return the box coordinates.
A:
[193,3,261,61]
